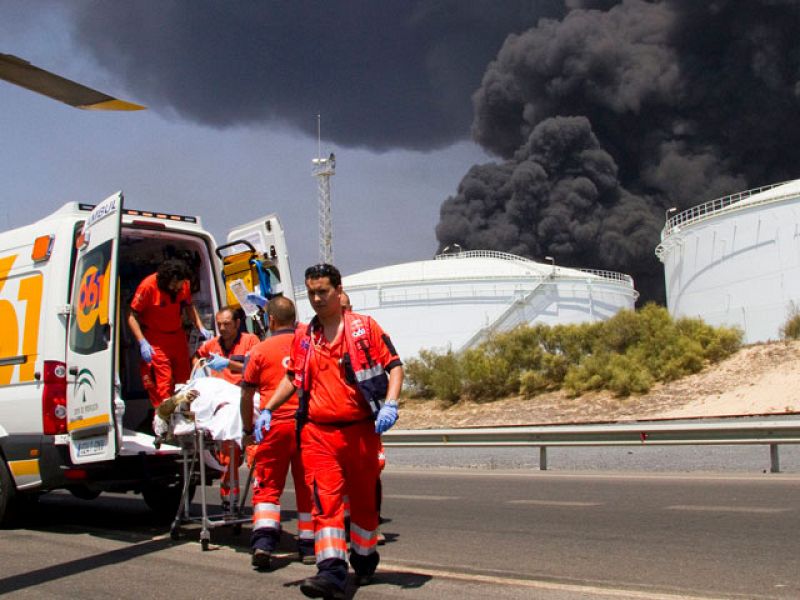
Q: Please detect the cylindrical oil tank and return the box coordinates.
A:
[295,250,638,359]
[656,179,800,343]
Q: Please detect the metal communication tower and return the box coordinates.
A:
[312,115,335,264]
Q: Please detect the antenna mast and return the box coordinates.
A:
[312,114,335,264]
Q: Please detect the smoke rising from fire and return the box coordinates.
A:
[438,0,800,302]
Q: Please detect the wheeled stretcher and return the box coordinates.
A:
[165,364,257,550]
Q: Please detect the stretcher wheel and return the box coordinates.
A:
[169,523,181,541]
[201,538,210,551]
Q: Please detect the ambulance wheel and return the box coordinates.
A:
[0,459,16,528]
[68,485,102,501]
[143,479,190,522]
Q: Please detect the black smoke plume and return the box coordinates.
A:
[67,0,564,151]
[67,1,800,303]
[439,0,800,303]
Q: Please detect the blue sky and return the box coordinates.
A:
[0,3,492,286]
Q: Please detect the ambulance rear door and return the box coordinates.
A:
[226,215,294,302]
[65,192,123,464]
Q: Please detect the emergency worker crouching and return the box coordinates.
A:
[193,306,259,510]
[127,259,213,434]
[259,263,403,600]
[240,296,315,570]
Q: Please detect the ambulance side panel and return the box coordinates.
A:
[0,215,77,489]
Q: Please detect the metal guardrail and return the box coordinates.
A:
[382,416,800,473]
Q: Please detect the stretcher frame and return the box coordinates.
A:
[168,410,254,550]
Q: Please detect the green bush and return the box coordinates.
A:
[780,302,800,340]
[404,349,463,405]
[404,304,743,403]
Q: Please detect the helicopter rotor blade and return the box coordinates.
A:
[0,53,145,111]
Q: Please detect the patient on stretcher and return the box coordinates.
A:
[152,376,257,448]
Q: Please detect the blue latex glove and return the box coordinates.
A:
[246,292,268,308]
[206,352,230,371]
[375,401,398,434]
[254,409,272,443]
[139,339,153,363]
[200,327,214,341]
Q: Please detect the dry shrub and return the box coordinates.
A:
[404,304,742,403]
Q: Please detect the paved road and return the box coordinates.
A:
[1,467,798,599]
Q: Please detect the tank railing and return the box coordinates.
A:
[662,180,793,238]
[578,268,634,286]
[435,249,530,263]
[294,266,638,303]
[434,250,634,287]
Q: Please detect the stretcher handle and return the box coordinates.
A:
[215,239,257,260]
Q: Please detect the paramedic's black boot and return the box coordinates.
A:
[299,575,345,600]
[355,574,374,586]
[251,548,271,570]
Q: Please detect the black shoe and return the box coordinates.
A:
[355,574,374,586]
[251,548,271,570]
[299,575,345,600]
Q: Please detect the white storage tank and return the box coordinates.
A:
[295,250,638,359]
[656,179,800,343]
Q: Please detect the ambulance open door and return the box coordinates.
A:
[226,214,295,303]
[65,192,123,464]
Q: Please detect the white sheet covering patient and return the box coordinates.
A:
[155,375,259,449]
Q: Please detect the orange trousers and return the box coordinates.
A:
[302,420,381,589]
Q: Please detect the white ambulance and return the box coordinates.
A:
[0,191,293,525]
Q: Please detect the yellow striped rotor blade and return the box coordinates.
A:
[0,53,145,111]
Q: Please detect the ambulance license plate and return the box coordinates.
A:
[76,436,107,457]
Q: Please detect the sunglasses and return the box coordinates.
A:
[304,263,339,280]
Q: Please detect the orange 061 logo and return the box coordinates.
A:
[75,262,110,333]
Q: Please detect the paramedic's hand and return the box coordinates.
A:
[206,353,229,371]
[254,409,272,443]
[375,401,398,434]
[200,327,214,341]
[139,339,153,363]
[246,292,268,308]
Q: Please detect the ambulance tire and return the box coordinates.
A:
[142,479,195,522]
[68,485,102,501]
[0,458,17,528]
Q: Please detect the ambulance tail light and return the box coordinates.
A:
[42,360,67,435]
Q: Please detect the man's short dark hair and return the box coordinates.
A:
[304,263,341,287]
[156,259,190,291]
[217,305,240,321]
[267,296,296,327]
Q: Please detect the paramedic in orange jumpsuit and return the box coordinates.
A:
[260,264,403,599]
[240,296,314,569]
[193,306,259,510]
[340,291,386,545]
[128,259,212,412]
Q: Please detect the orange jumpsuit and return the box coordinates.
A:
[243,328,314,557]
[130,273,192,407]
[196,331,259,506]
[288,313,401,589]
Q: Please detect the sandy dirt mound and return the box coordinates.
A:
[398,340,800,429]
